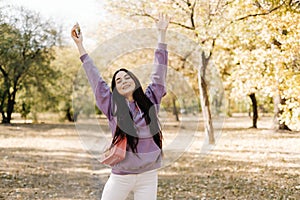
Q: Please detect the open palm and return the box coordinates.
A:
[156,13,170,31]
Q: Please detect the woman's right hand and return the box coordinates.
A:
[71,23,83,44]
[71,23,87,56]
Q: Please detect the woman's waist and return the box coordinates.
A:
[138,136,154,140]
[112,149,162,174]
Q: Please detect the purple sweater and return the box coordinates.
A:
[80,43,168,174]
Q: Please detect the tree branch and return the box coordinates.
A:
[190,0,197,29]
[132,12,195,30]
[235,2,284,21]
[174,0,191,14]
[214,2,285,43]
[0,65,8,77]
[181,0,191,6]
[171,21,195,30]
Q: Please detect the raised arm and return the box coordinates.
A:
[71,24,113,119]
[146,13,170,106]
[152,13,170,85]
[156,13,170,44]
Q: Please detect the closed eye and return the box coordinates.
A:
[124,74,131,80]
[116,78,122,84]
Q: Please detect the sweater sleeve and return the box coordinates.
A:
[145,43,168,107]
[80,54,113,120]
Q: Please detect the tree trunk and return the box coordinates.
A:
[273,90,292,131]
[227,98,232,117]
[249,93,258,128]
[198,52,215,144]
[2,105,13,123]
[172,97,179,121]
[0,101,6,123]
[2,96,15,124]
[65,105,79,122]
[1,114,9,124]
[65,107,74,122]
[1,70,17,124]
[5,87,18,124]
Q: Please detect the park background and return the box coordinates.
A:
[0,0,300,199]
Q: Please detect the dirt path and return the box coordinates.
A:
[0,116,299,199]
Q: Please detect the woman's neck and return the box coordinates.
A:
[126,95,134,102]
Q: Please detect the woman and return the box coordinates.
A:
[71,13,170,200]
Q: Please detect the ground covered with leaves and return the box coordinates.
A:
[0,116,299,200]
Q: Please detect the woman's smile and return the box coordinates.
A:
[122,84,131,90]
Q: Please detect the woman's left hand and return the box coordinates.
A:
[156,13,170,32]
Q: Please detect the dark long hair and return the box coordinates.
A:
[111,68,163,153]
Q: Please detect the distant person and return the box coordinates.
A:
[71,13,170,200]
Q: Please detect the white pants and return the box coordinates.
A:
[101,170,158,200]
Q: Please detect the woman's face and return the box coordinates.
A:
[115,71,136,99]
